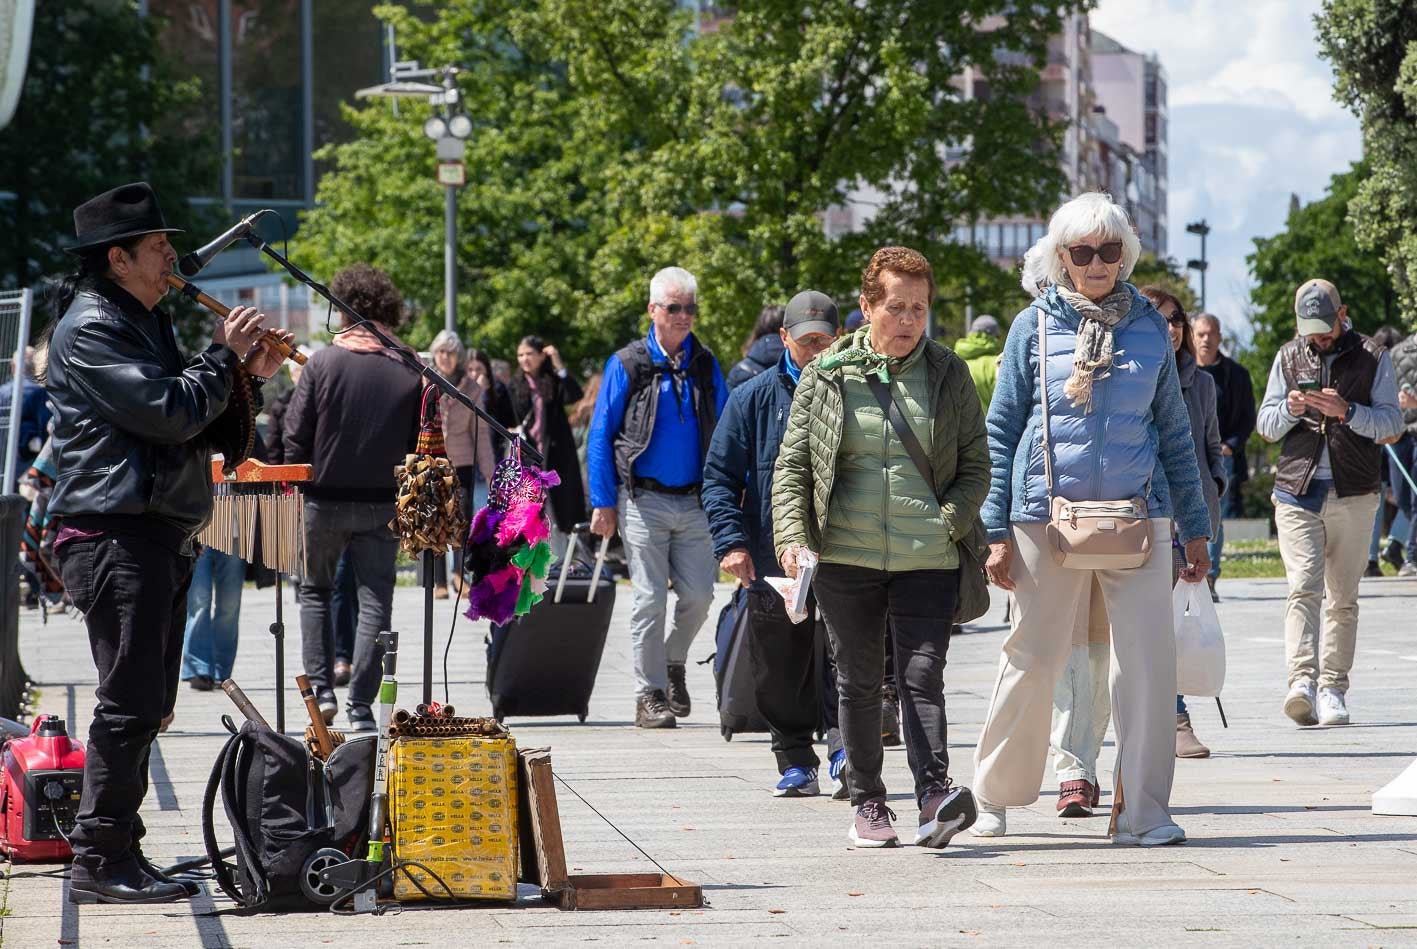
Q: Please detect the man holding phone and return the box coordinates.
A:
[1257,279,1403,728]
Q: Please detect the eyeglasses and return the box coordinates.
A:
[654,302,699,316]
[1165,315,1187,328]
[1066,241,1124,267]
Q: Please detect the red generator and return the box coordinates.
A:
[0,715,85,862]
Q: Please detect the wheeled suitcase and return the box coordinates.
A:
[714,585,771,740]
[486,527,614,723]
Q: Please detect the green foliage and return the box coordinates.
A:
[1316,0,1417,314]
[1127,253,1200,313]
[1245,162,1399,386]
[0,0,221,324]
[294,0,1085,368]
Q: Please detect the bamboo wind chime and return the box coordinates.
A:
[198,461,310,577]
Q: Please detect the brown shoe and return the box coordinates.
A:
[1057,780,1096,817]
[434,585,450,600]
[635,691,677,729]
[1176,713,1211,758]
[333,659,352,688]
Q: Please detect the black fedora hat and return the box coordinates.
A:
[67,181,182,255]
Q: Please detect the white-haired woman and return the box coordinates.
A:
[431,329,495,594]
[971,192,1212,846]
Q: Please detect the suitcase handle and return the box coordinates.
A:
[553,526,612,605]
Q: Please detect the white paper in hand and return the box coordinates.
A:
[764,550,817,625]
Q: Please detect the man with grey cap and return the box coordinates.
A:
[703,290,841,797]
[1258,278,1402,728]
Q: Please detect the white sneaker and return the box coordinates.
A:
[970,804,1007,837]
[1113,821,1187,847]
[1317,687,1350,726]
[1284,679,1318,726]
[1400,563,1417,577]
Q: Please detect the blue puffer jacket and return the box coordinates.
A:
[980,283,1211,545]
[702,350,797,576]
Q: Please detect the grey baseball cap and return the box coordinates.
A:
[1294,279,1342,336]
[969,314,1001,337]
[783,290,839,340]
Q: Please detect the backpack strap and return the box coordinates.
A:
[202,732,254,906]
[201,730,271,908]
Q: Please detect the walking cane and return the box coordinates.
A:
[1384,443,1417,495]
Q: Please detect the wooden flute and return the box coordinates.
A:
[165,273,308,366]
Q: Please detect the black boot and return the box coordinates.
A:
[132,846,201,897]
[69,857,190,904]
[881,687,902,747]
[666,663,691,718]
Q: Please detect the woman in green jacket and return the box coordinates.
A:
[773,246,991,850]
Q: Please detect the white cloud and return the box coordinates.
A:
[1090,0,1363,343]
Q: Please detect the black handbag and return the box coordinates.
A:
[866,376,991,625]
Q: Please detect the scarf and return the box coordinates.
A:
[1054,273,1133,412]
[524,371,546,449]
[333,322,418,367]
[817,326,896,381]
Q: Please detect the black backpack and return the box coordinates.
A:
[201,721,376,910]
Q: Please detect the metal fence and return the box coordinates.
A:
[0,289,33,719]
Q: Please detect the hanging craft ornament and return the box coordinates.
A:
[463,440,562,625]
[390,384,467,555]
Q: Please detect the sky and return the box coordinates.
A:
[1089,0,1363,345]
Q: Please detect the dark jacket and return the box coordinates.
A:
[45,279,245,542]
[1391,335,1417,436]
[0,376,52,460]
[506,367,587,531]
[1273,330,1383,497]
[1200,352,1256,483]
[702,349,797,575]
[263,386,295,464]
[282,342,422,502]
[726,334,784,391]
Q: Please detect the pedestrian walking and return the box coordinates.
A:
[1366,326,1408,574]
[972,192,1211,848]
[1386,328,1417,576]
[1048,286,1226,810]
[1257,279,1403,727]
[428,329,495,595]
[703,290,841,798]
[42,182,293,903]
[1193,312,1255,598]
[955,314,1004,412]
[179,544,245,689]
[284,263,422,732]
[586,266,728,728]
[726,304,785,390]
[773,246,989,849]
[507,335,587,554]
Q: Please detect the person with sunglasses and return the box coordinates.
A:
[972,192,1212,847]
[587,266,729,728]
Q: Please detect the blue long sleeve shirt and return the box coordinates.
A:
[586,328,729,509]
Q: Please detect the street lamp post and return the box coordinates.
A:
[357,63,472,338]
[1186,219,1211,312]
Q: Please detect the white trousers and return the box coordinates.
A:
[974,522,1178,835]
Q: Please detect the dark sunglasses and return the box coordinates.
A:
[1066,241,1124,267]
[656,302,699,316]
[1165,314,1188,328]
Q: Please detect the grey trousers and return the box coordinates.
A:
[618,488,717,696]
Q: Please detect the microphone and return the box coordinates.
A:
[176,210,269,277]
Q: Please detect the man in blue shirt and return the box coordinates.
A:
[588,267,729,728]
[702,290,840,795]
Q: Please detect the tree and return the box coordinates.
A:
[295,0,1087,366]
[0,1,220,308]
[1127,254,1199,313]
[1316,0,1417,314]
[1245,162,1398,384]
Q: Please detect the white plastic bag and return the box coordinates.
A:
[1172,580,1226,697]
[763,550,817,625]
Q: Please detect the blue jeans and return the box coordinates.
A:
[181,546,246,681]
[1208,454,1238,581]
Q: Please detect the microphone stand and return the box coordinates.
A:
[237,225,545,707]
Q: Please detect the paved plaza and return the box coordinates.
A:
[3,574,1416,947]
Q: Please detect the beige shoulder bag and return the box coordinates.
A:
[1037,309,1153,569]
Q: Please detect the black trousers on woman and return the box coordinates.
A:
[812,562,959,807]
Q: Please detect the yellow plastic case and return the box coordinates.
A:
[389,735,519,901]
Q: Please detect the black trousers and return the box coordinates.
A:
[813,563,958,807]
[746,584,825,772]
[58,532,194,866]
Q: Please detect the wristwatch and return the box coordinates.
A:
[1342,401,1357,424]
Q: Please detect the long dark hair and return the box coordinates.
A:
[517,335,555,378]
[1139,285,1194,357]
[34,237,142,384]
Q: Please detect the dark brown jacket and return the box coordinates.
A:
[1273,330,1383,497]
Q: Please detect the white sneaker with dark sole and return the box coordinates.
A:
[914,786,978,848]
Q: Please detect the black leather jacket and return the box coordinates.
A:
[45,279,246,542]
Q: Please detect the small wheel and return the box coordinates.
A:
[300,848,349,905]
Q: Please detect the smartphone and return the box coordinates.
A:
[1297,379,1321,393]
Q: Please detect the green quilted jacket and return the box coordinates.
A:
[771,328,991,573]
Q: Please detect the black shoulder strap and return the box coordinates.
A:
[866,375,935,496]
